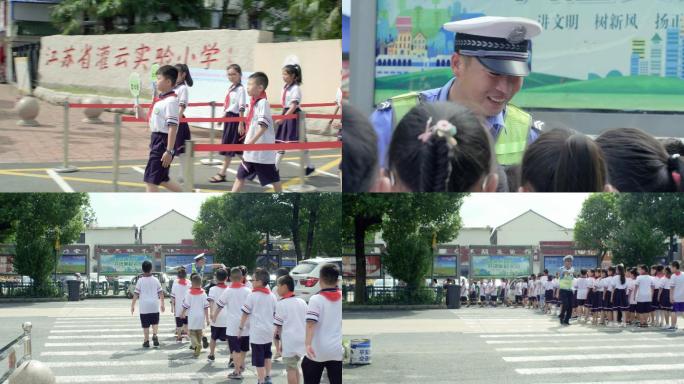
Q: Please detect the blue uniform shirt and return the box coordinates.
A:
[371,77,540,168]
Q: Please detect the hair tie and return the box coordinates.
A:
[417,117,458,147]
[668,154,682,189]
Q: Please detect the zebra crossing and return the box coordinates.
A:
[38,315,291,383]
[471,308,684,383]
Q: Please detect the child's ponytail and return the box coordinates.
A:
[667,154,683,192]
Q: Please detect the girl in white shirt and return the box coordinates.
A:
[603,267,616,326]
[626,268,638,326]
[658,266,673,329]
[611,264,629,328]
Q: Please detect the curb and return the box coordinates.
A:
[343,304,447,311]
[0,297,67,303]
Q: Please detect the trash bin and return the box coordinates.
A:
[67,280,80,301]
[447,285,461,309]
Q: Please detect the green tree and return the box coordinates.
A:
[52,0,209,35]
[342,193,466,304]
[288,0,342,39]
[611,218,668,267]
[574,193,619,262]
[2,194,90,287]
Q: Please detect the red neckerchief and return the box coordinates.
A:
[148,91,177,124]
[676,271,682,276]
[252,287,270,294]
[280,292,295,299]
[230,282,243,288]
[224,83,240,111]
[281,83,292,107]
[216,283,228,288]
[245,91,267,134]
[176,278,188,286]
[319,288,342,302]
[190,287,204,295]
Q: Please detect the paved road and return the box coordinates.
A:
[0,150,341,192]
[0,298,332,383]
[343,306,684,384]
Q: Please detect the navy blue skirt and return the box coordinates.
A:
[612,288,629,311]
[174,114,191,155]
[220,111,243,157]
[660,289,673,310]
[275,108,300,143]
[591,291,603,313]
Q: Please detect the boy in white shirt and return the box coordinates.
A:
[207,268,229,361]
[302,263,343,384]
[170,267,189,342]
[274,274,307,384]
[670,261,684,330]
[130,260,165,348]
[214,267,252,380]
[181,273,210,357]
[635,265,654,328]
[239,268,277,384]
[232,72,283,192]
[135,65,183,192]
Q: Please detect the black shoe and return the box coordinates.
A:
[208,354,215,361]
[305,166,315,176]
[228,359,235,368]
[202,336,209,349]
[189,345,195,350]
[152,334,159,347]
[142,340,150,348]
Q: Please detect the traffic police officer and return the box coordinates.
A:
[372,16,545,173]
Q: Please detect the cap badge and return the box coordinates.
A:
[507,25,527,44]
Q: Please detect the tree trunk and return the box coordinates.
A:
[354,216,367,304]
[304,204,317,259]
[291,195,302,261]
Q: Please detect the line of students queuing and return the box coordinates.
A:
[471,261,684,330]
[341,101,684,193]
[130,259,343,384]
[136,63,321,193]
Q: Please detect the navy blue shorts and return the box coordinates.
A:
[174,316,188,328]
[237,161,280,186]
[227,335,250,353]
[144,132,172,185]
[636,302,652,314]
[251,342,273,367]
[140,312,160,328]
[210,326,227,341]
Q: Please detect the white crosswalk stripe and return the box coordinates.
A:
[37,315,299,384]
[474,308,684,382]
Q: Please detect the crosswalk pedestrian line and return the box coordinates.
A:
[46,341,154,347]
[48,334,177,339]
[41,350,177,356]
[516,363,684,375]
[51,328,172,333]
[480,332,600,338]
[496,344,668,352]
[503,351,684,362]
[44,359,234,368]
[545,380,684,384]
[54,324,176,328]
[487,336,681,344]
[55,372,258,383]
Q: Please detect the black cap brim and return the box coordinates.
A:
[477,57,530,77]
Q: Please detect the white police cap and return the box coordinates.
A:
[443,16,542,77]
[194,253,206,261]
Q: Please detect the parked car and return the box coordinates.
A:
[291,257,342,302]
[127,272,170,298]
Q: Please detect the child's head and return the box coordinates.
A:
[600,269,607,277]
[156,65,178,93]
[341,104,380,192]
[319,263,340,289]
[282,64,303,85]
[629,267,638,278]
[247,72,269,97]
[142,260,152,274]
[651,265,657,275]
[239,265,248,282]
[639,264,648,275]
[191,273,202,288]
[276,274,294,297]
[665,266,672,278]
[548,275,553,282]
[230,267,243,282]
[174,63,193,87]
[520,128,608,192]
[661,138,684,156]
[215,267,228,283]
[656,265,664,275]
[388,102,497,192]
[607,266,615,276]
[253,268,270,288]
[177,267,187,279]
[580,269,587,277]
[226,64,242,85]
[588,269,594,277]
[276,268,289,280]
[596,128,683,192]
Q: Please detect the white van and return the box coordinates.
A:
[291,257,342,302]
